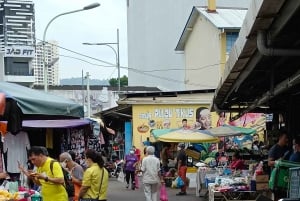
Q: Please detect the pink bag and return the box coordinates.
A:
[135,175,139,189]
[160,184,168,201]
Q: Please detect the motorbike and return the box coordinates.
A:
[105,159,124,178]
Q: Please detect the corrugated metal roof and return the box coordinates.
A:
[176,7,247,51]
[197,7,247,29]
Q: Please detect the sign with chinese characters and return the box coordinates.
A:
[5,46,35,58]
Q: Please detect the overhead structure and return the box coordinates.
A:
[213,0,300,120]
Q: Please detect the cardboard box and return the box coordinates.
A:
[256,174,269,183]
[256,182,269,190]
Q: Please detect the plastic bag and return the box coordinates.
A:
[160,184,168,201]
[117,171,125,183]
[176,176,185,188]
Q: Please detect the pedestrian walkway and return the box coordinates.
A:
[107,177,205,201]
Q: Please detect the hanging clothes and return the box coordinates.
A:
[3,131,30,173]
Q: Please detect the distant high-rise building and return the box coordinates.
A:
[33,41,60,86]
[0,0,35,85]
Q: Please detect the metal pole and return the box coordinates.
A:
[86,72,91,118]
[117,29,120,92]
[82,69,84,107]
[42,3,100,92]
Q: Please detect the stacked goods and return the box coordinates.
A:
[0,190,19,201]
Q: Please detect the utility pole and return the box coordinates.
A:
[86,72,91,118]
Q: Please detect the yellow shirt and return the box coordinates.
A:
[82,163,108,200]
[37,158,68,201]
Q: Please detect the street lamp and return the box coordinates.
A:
[83,29,120,92]
[43,2,100,92]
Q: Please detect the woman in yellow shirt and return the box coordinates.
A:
[79,149,109,201]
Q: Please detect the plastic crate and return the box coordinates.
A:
[289,167,300,198]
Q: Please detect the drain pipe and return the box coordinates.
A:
[257,30,300,56]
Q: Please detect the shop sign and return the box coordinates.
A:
[4,46,35,58]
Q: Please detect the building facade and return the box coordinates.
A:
[33,40,59,86]
[0,0,35,85]
[175,6,247,90]
[126,0,250,91]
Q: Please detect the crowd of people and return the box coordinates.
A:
[6,127,300,201]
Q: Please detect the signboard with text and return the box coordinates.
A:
[4,46,35,58]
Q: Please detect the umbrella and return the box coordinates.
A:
[151,129,219,143]
[199,124,256,137]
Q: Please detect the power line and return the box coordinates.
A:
[37,39,220,87]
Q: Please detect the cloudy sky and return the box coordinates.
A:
[33,0,128,80]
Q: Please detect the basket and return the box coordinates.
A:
[289,167,300,198]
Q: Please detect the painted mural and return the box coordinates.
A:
[132,104,266,154]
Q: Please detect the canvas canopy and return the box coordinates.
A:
[0,82,83,118]
[151,129,219,143]
[199,124,256,137]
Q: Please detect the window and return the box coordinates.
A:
[226,32,239,53]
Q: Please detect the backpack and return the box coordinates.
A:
[50,160,75,197]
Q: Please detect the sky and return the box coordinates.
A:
[33,0,128,80]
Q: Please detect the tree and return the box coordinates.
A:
[109,75,128,87]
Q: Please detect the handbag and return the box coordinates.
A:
[80,168,105,201]
[160,183,168,201]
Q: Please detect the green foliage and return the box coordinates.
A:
[109,75,128,87]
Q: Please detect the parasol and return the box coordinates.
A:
[151,129,219,143]
[199,124,256,137]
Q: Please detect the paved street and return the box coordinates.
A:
[107,177,205,201]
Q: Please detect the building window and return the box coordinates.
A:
[226,32,239,53]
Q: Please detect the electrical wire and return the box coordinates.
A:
[37,39,221,88]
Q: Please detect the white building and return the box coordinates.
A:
[0,0,35,85]
[33,40,60,86]
[127,0,250,91]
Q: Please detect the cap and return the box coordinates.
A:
[178,143,185,148]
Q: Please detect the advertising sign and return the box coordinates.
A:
[4,46,35,58]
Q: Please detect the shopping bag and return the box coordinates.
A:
[117,171,125,183]
[160,184,168,201]
[134,175,139,189]
[176,176,185,188]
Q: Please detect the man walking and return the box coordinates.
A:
[141,146,164,201]
[59,152,84,201]
[28,146,68,201]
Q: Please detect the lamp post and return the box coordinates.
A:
[83,29,120,92]
[43,2,100,92]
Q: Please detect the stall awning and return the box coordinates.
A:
[22,119,90,128]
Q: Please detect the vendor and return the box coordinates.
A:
[229,152,244,170]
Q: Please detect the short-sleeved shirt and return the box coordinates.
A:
[268,144,288,161]
[289,152,300,162]
[125,154,138,172]
[82,163,108,200]
[176,150,187,168]
[141,155,161,184]
[37,157,68,201]
[71,164,84,201]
